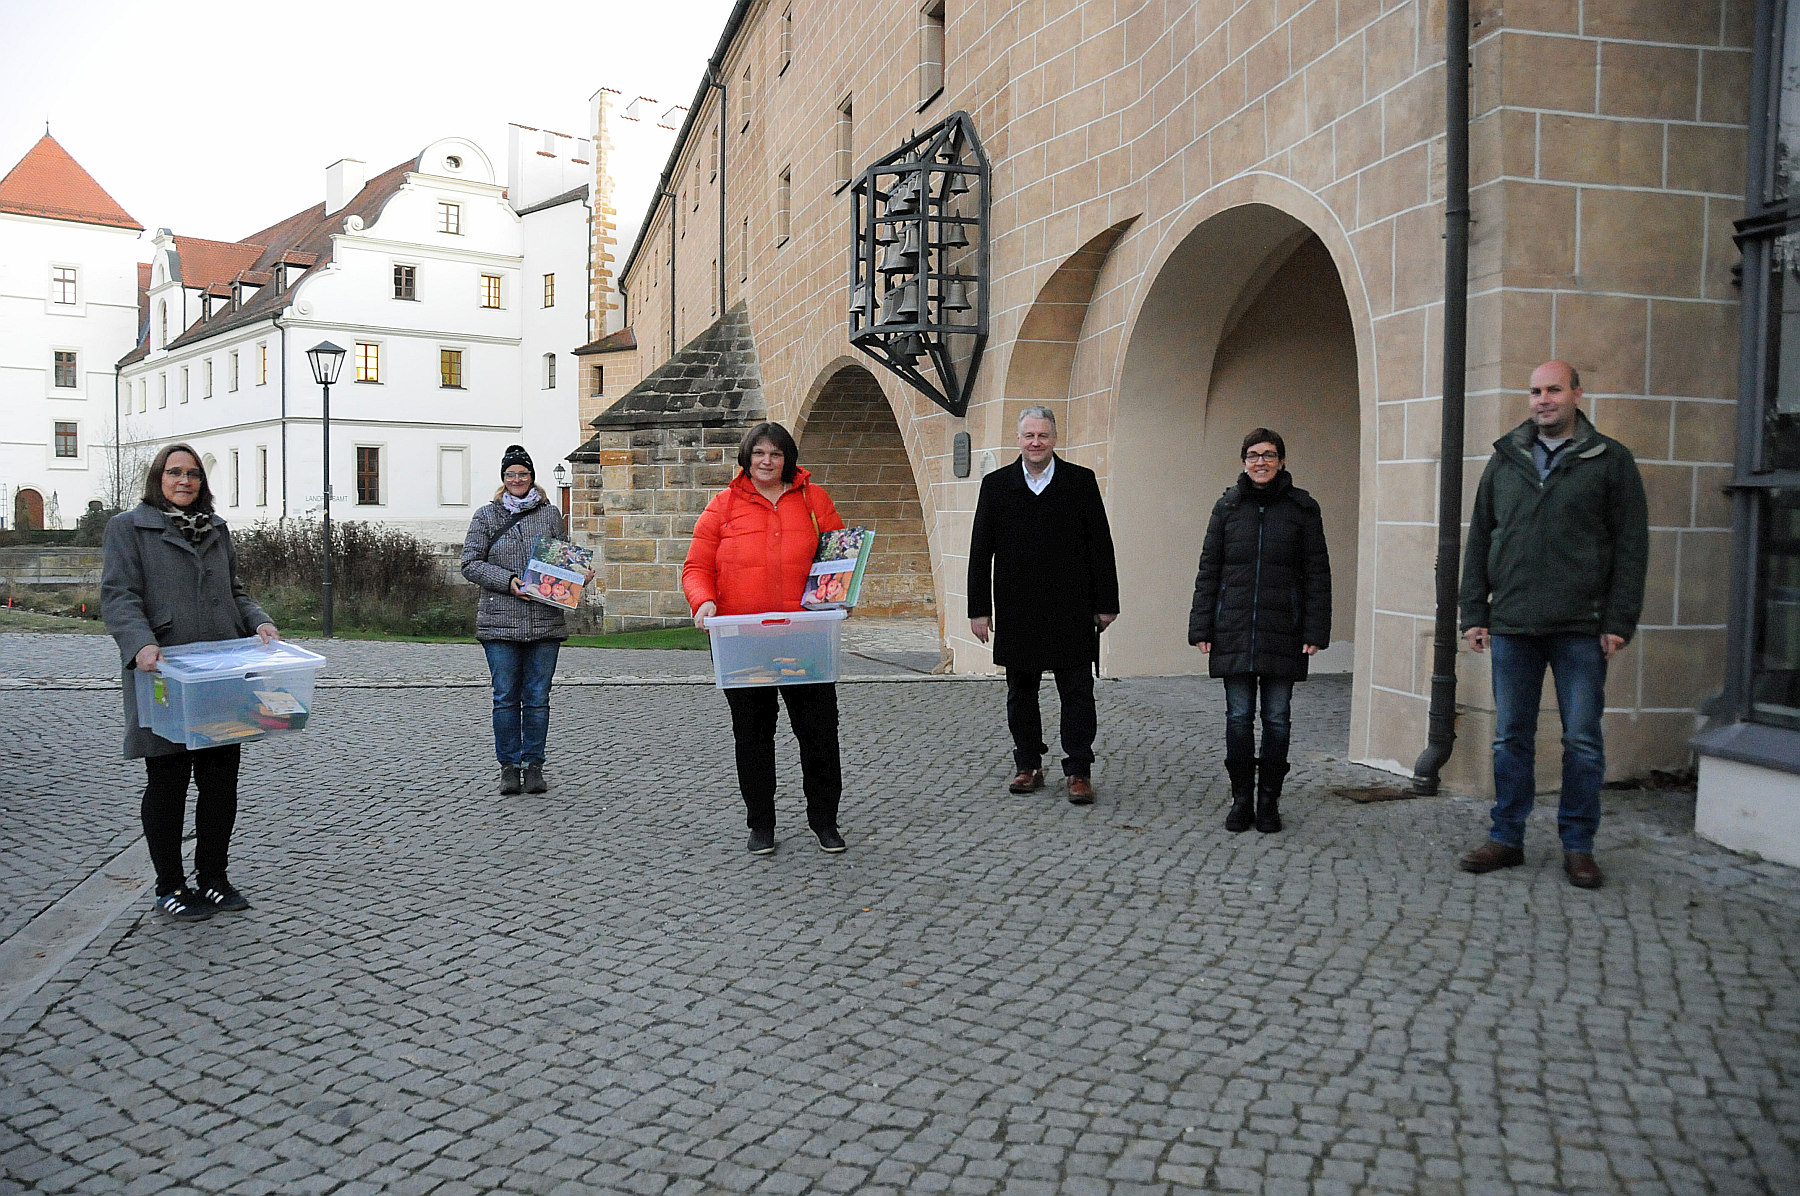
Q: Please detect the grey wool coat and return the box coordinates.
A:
[101,504,273,759]
[460,498,570,642]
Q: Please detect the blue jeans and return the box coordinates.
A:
[1223,674,1293,765]
[1488,633,1607,853]
[482,639,560,766]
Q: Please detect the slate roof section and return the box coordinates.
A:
[155,157,415,353]
[0,134,143,230]
[569,303,764,457]
[572,328,637,356]
[514,183,589,217]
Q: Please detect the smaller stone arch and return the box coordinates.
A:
[1003,218,1136,404]
[797,364,934,618]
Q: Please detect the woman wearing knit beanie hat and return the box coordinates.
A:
[459,445,587,794]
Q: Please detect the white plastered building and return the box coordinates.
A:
[118,129,591,543]
[0,134,145,529]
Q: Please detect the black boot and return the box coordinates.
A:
[1223,760,1256,833]
[499,765,523,795]
[1255,759,1288,833]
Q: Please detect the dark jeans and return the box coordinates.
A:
[482,639,561,766]
[142,745,241,896]
[1223,674,1294,766]
[1489,632,1607,854]
[723,683,842,833]
[1006,665,1097,777]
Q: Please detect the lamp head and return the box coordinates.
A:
[306,340,346,386]
[553,463,568,487]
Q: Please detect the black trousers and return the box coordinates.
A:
[1006,665,1097,777]
[142,745,241,896]
[723,683,842,834]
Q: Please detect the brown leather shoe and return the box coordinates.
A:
[1458,841,1524,873]
[1067,776,1095,805]
[1563,852,1604,889]
[1008,768,1045,794]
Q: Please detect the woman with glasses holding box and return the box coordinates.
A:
[101,443,279,920]
[1187,428,1332,835]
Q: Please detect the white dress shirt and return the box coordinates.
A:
[1023,456,1055,495]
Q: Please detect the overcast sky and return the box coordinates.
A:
[0,0,735,250]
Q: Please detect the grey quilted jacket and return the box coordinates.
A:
[460,499,570,643]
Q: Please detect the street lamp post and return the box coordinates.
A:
[306,341,346,637]
[553,462,569,517]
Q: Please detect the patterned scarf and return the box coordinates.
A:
[166,508,214,543]
[501,489,543,514]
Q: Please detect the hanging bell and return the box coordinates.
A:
[946,170,972,197]
[899,224,922,258]
[891,332,926,363]
[939,219,969,250]
[874,220,899,246]
[885,175,920,216]
[878,284,904,324]
[895,280,921,320]
[940,280,971,313]
[850,280,874,318]
[878,239,915,274]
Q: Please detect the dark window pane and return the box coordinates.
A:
[1774,4,1800,203]
[1755,488,1800,727]
[53,351,76,388]
[1763,240,1800,469]
[356,447,380,504]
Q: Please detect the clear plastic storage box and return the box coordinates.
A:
[136,637,326,750]
[706,609,848,688]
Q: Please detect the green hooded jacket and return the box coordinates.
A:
[1459,412,1649,641]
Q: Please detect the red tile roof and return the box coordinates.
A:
[172,235,266,289]
[0,134,142,230]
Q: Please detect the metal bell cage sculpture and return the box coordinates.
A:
[849,112,990,418]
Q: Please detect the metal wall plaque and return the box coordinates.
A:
[952,431,971,478]
[848,112,990,418]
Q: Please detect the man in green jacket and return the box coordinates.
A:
[1457,361,1649,889]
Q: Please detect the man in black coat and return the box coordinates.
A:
[968,406,1121,804]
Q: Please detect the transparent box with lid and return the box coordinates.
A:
[706,609,848,688]
[136,637,326,750]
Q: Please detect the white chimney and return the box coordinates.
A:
[325,158,366,216]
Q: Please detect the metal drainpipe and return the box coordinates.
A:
[1412,0,1472,795]
[112,367,122,508]
[276,319,289,521]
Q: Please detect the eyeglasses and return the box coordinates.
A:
[1244,451,1281,463]
[162,468,204,481]
[502,471,533,481]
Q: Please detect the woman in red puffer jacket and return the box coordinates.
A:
[684,422,848,857]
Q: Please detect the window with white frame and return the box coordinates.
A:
[543,273,555,307]
[481,274,501,308]
[230,449,240,506]
[441,348,463,388]
[137,379,146,412]
[356,446,381,504]
[258,343,268,385]
[159,301,167,346]
[229,351,239,391]
[438,201,461,234]
[181,366,190,403]
[203,359,213,398]
[394,264,417,300]
[257,446,268,506]
[158,373,167,408]
[51,266,77,305]
[355,342,380,383]
[439,446,468,506]
[53,351,77,389]
[543,353,556,389]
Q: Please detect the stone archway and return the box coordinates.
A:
[13,487,44,532]
[1110,204,1364,689]
[798,365,934,618]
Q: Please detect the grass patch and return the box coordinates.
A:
[0,608,109,634]
[565,626,709,650]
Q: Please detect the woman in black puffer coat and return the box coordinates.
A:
[1188,428,1332,834]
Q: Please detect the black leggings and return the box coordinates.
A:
[141,746,241,895]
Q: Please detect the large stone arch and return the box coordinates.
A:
[1108,174,1380,761]
[795,362,935,618]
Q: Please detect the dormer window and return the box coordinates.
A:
[158,300,167,345]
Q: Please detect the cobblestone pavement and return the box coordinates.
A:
[2,642,1799,1194]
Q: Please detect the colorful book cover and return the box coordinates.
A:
[801,527,875,609]
[523,536,594,611]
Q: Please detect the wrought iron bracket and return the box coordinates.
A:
[848,111,990,418]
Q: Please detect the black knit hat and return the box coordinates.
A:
[500,444,534,480]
